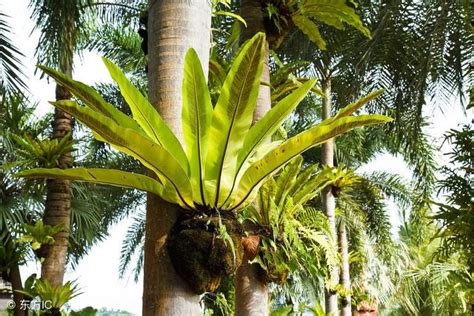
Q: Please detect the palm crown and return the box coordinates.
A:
[17,33,390,212]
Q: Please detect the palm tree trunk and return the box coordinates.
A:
[41,65,73,287]
[321,76,339,315]
[10,261,26,316]
[143,1,211,314]
[340,222,351,316]
[235,1,271,315]
[235,254,268,316]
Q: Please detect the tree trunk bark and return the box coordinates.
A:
[340,222,351,316]
[235,1,271,315]
[235,254,268,316]
[321,77,339,315]
[10,262,26,316]
[143,1,211,315]
[41,65,73,287]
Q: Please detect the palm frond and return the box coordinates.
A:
[0,12,27,93]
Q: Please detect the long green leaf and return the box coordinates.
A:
[238,79,316,169]
[292,15,326,50]
[328,89,385,124]
[182,49,213,206]
[302,0,371,38]
[228,114,392,210]
[15,168,172,202]
[204,32,266,206]
[38,65,141,132]
[220,80,315,207]
[50,100,194,208]
[102,58,189,173]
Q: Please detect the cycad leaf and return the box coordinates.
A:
[229,114,392,210]
[292,15,326,50]
[102,58,189,173]
[15,168,172,202]
[50,100,194,209]
[182,49,213,205]
[204,32,266,206]
[38,65,141,132]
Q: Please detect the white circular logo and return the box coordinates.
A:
[7,300,16,309]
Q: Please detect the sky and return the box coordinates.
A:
[1,0,471,315]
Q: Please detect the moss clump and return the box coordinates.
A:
[168,213,244,294]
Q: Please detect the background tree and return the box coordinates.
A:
[0,11,27,94]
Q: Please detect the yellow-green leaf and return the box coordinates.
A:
[229,114,392,210]
[102,58,189,173]
[204,32,266,206]
[182,49,213,206]
[50,100,194,209]
[292,15,326,50]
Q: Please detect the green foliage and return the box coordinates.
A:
[10,133,75,169]
[245,156,339,283]
[17,33,390,214]
[17,276,81,309]
[432,125,474,271]
[260,0,370,49]
[17,220,63,252]
[390,226,473,315]
[70,306,97,316]
[0,12,27,93]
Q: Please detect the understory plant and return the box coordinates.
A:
[17,33,390,293]
[243,156,339,283]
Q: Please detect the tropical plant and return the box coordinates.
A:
[17,33,390,292]
[243,156,339,284]
[388,224,473,315]
[29,0,90,288]
[17,220,63,254]
[17,276,81,315]
[243,0,371,50]
[431,125,474,271]
[0,12,27,93]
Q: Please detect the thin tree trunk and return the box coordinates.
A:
[340,222,351,316]
[143,1,211,315]
[41,65,73,287]
[235,1,271,315]
[10,261,26,316]
[321,77,339,315]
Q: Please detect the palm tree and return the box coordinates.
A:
[278,1,471,313]
[0,11,27,93]
[231,1,373,313]
[143,0,212,314]
[28,0,92,287]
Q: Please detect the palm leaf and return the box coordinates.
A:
[0,12,27,92]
